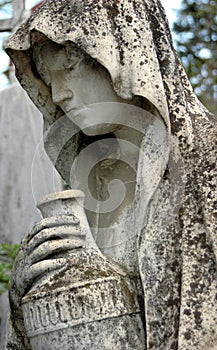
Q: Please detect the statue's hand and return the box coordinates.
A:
[8,214,83,348]
[9,214,84,306]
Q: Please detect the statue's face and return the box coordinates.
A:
[36,42,126,136]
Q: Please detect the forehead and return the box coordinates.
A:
[33,40,83,71]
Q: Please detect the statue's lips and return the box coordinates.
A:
[64,102,157,136]
[65,105,122,136]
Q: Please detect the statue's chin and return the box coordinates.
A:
[81,124,119,136]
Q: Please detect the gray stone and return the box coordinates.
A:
[3,0,217,349]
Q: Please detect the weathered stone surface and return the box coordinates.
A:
[3,0,217,349]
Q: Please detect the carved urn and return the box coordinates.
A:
[22,190,145,349]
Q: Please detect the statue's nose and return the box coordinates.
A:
[51,80,73,105]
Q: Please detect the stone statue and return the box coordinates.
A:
[4,0,216,349]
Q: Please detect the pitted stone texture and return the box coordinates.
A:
[29,316,145,350]
[4,1,217,350]
[22,249,145,349]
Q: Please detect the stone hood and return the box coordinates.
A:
[4,0,200,132]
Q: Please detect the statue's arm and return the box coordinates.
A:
[4,311,29,350]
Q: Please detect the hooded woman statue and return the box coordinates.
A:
[4,0,216,349]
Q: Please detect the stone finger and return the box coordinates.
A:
[29,258,68,281]
[27,226,85,253]
[16,258,68,295]
[29,215,80,240]
[29,239,84,263]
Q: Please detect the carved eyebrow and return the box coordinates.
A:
[65,42,84,58]
[65,43,99,70]
[64,56,80,69]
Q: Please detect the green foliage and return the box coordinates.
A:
[173,0,217,113]
[0,243,19,295]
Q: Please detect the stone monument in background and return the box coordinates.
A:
[0,66,62,349]
[0,2,62,346]
[2,0,217,349]
[0,1,62,344]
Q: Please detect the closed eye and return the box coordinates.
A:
[65,57,80,71]
[40,68,51,86]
